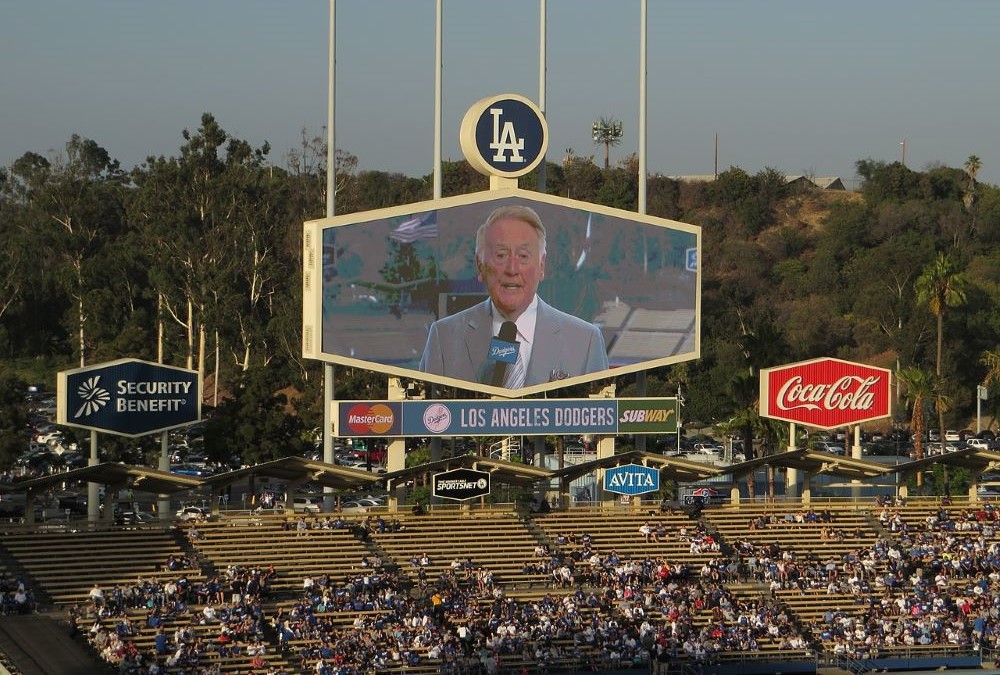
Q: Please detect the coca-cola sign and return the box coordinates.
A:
[759,358,892,429]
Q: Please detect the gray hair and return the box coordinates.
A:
[475,204,547,261]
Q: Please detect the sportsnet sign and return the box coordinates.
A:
[57,359,200,437]
[759,357,892,429]
[433,468,491,501]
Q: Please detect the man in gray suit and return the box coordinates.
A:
[419,204,608,387]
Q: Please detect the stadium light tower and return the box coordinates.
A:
[592,116,623,169]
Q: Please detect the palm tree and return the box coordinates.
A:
[964,155,982,182]
[591,116,623,170]
[897,366,936,487]
[963,155,982,231]
[915,253,967,439]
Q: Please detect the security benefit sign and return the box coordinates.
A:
[432,468,491,501]
[604,464,660,496]
[57,358,200,437]
[334,397,678,437]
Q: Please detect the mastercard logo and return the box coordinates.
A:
[346,403,396,434]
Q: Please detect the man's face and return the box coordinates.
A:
[477,216,546,321]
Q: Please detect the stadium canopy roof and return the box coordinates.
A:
[722,448,890,481]
[548,450,722,484]
[198,456,382,492]
[0,462,203,496]
[889,448,1000,479]
[381,454,552,489]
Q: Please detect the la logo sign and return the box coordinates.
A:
[759,357,892,430]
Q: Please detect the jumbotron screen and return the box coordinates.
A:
[302,189,700,397]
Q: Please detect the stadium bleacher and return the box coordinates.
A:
[0,497,997,674]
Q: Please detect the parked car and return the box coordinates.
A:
[171,463,213,477]
[175,506,209,521]
[58,496,88,515]
[944,430,961,442]
[813,441,844,455]
[292,496,321,513]
[116,510,155,526]
[967,438,992,450]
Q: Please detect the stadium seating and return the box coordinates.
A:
[0,498,994,674]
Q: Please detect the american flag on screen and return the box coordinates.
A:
[389,211,438,243]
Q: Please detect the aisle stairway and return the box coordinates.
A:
[0,613,103,675]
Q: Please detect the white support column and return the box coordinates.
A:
[801,471,815,505]
[88,430,100,523]
[591,384,616,507]
[387,378,407,506]
[851,425,863,501]
[158,430,171,522]
[785,422,798,499]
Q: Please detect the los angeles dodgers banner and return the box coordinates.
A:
[334,398,677,438]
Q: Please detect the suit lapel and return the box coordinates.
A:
[463,300,492,381]
[526,299,559,383]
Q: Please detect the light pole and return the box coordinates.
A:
[978,385,989,434]
[899,139,907,167]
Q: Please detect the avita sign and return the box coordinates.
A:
[759,357,892,429]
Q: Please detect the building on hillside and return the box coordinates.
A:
[669,174,846,190]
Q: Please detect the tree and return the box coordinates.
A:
[204,360,310,465]
[965,155,982,183]
[915,253,967,436]
[591,117,623,170]
[11,136,128,366]
[964,155,982,233]
[0,370,28,468]
[897,366,935,487]
[982,349,1000,427]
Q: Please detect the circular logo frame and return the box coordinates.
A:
[460,93,548,179]
[422,403,452,433]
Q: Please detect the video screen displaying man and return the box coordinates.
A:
[419,205,608,387]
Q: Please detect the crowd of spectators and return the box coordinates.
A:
[811,501,1000,659]
[52,497,1000,673]
[75,560,277,674]
[0,571,35,615]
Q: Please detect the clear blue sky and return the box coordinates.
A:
[3,0,998,188]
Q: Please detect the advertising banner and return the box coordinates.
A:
[604,464,660,496]
[334,397,678,438]
[57,358,200,437]
[432,467,491,501]
[759,357,892,429]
